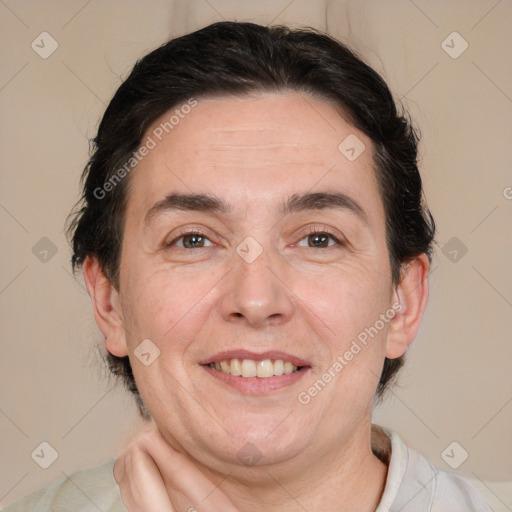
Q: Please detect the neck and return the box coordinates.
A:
[200,422,389,512]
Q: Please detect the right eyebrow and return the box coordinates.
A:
[144,193,231,226]
[144,190,369,227]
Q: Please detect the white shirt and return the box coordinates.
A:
[374,427,492,511]
[3,426,491,512]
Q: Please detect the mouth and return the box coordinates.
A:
[199,350,311,394]
[207,358,303,377]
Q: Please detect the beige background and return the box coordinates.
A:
[1,0,511,509]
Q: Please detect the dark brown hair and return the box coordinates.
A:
[67,21,435,418]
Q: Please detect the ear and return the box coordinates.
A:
[386,254,430,359]
[83,256,128,357]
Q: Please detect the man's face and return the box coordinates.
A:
[115,92,396,471]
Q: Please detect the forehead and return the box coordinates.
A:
[125,92,382,222]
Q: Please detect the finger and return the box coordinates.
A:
[114,448,175,512]
[139,426,240,512]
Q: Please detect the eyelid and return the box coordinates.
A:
[295,225,346,247]
[164,224,347,249]
[165,227,216,248]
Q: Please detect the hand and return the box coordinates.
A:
[113,421,239,512]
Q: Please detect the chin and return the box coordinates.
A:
[207,420,313,469]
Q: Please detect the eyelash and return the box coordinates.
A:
[165,226,344,250]
[166,229,213,249]
[299,226,345,248]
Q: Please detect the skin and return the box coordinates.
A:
[84,92,429,511]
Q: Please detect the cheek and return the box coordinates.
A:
[293,260,391,340]
[121,265,220,356]
[296,268,391,405]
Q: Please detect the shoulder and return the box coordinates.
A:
[373,425,492,512]
[2,458,126,512]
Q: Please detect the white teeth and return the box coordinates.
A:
[230,358,242,376]
[273,359,284,376]
[209,358,300,378]
[283,361,294,375]
[241,359,257,378]
[256,359,274,378]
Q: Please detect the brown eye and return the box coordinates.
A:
[297,231,341,249]
[307,233,331,248]
[182,234,206,248]
[167,232,214,249]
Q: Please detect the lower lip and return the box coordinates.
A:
[202,365,310,394]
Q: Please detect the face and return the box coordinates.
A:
[107,92,403,473]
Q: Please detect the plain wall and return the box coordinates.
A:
[1,0,511,508]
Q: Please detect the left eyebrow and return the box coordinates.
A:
[143,191,369,226]
[280,191,369,225]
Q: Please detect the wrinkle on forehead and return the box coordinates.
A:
[205,143,302,150]
[196,141,318,168]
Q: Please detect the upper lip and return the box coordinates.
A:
[199,349,311,368]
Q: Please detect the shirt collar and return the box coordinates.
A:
[373,424,410,512]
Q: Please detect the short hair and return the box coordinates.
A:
[67,21,435,419]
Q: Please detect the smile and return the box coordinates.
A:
[208,358,301,378]
[200,350,311,393]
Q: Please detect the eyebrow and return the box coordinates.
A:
[144,191,368,226]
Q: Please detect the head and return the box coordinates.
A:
[68,22,434,470]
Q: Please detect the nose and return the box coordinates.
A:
[219,240,296,329]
